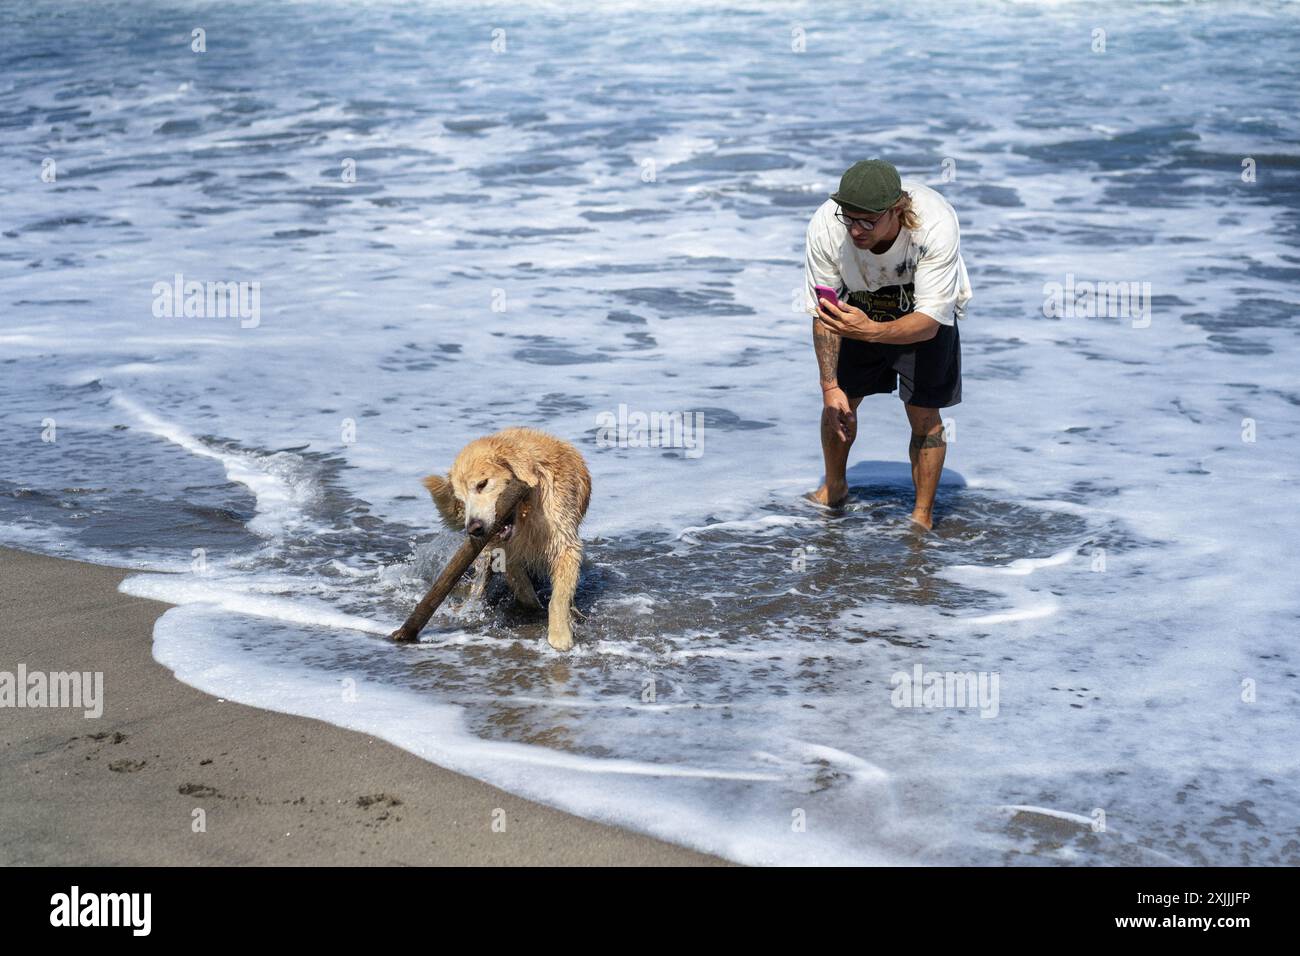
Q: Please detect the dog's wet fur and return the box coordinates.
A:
[423,428,591,650]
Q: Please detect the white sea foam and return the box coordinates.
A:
[120,573,394,636]
[146,603,882,865]
[111,394,322,540]
[4,0,1299,865]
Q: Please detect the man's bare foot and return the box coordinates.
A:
[908,509,934,531]
[806,482,849,508]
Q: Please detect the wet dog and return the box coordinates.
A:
[422,428,591,650]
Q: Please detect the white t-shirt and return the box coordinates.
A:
[803,180,972,327]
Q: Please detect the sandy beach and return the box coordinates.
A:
[4,0,1297,870]
[0,546,723,866]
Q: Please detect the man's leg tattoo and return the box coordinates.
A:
[910,431,947,451]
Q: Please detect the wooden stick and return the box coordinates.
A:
[389,478,531,643]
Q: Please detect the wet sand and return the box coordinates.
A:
[0,546,724,866]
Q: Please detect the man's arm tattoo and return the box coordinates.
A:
[813,320,840,385]
[910,431,947,451]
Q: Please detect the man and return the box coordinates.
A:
[805,159,972,530]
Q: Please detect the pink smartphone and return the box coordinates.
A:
[814,285,840,309]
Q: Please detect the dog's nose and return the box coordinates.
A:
[466,518,486,537]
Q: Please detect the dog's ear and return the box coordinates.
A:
[495,456,539,488]
[421,473,463,530]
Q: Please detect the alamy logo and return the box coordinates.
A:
[0,665,103,718]
[1041,273,1151,328]
[891,664,1000,718]
[595,404,705,458]
[152,272,261,328]
[50,886,151,936]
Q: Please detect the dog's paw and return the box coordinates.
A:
[547,628,574,652]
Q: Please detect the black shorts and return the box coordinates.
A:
[836,319,962,408]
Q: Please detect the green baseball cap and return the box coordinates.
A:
[830,159,903,214]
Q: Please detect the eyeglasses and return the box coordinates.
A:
[835,208,892,232]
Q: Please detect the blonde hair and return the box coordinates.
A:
[895,191,920,231]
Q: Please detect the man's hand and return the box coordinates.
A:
[819,297,942,345]
[817,297,878,342]
[821,385,855,443]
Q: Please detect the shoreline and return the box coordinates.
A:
[0,546,725,866]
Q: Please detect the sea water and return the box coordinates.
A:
[2,0,1299,864]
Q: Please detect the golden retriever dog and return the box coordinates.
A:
[422,428,591,651]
